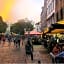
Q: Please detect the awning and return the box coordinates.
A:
[24,30,41,35]
[51,29,64,33]
[30,30,41,35]
[24,31,28,35]
[48,22,64,33]
[57,20,64,24]
[44,27,49,33]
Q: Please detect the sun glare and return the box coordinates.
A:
[0,0,15,21]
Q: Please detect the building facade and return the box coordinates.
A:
[35,22,41,32]
[47,0,56,27]
[41,0,47,32]
[41,0,64,33]
[46,0,64,27]
[55,0,64,22]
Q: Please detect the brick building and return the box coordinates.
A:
[41,0,64,33]
[46,0,56,27]
[55,0,64,22]
[46,0,64,27]
[41,0,47,32]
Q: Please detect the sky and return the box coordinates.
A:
[0,0,44,24]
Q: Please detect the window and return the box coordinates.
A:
[50,3,52,12]
[56,12,58,22]
[47,0,50,4]
[63,8,64,19]
[60,8,63,19]
[48,5,50,14]
[47,8,49,16]
[52,0,54,10]
[56,11,61,21]
[51,2,53,12]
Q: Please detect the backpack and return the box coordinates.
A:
[25,44,31,54]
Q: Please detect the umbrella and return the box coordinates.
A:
[48,23,64,33]
[29,30,41,35]
[24,30,41,35]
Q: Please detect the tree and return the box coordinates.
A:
[25,21,34,31]
[10,19,34,35]
[0,16,7,33]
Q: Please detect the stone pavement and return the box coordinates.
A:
[26,45,52,64]
[0,41,26,63]
[0,40,52,64]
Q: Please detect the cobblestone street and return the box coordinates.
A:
[32,45,52,63]
[0,40,52,64]
[0,41,26,63]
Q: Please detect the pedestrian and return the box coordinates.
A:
[17,35,21,48]
[0,34,2,44]
[28,40,33,60]
[31,51,33,61]
[43,37,47,48]
[25,40,33,61]
[55,46,64,63]
[17,39,20,48]
[50,43,61,63]
[14,35,21,48]
[13,36,16,47]
[8,35,12,46]
[14,36,18,48]
[2,34,6,46]
[25,41,31,55]
[22,40,23,46]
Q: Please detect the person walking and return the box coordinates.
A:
[30,43,33,61]
[25,40,33,61]
[13,35,17,47]
[8,35,12,46]
[0,34,2,44]
[14,35,21,48]
[2,34,6,46]
[17,38,21,48]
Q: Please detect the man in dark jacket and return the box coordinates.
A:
[25,40,33,61]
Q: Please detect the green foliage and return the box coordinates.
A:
[10,19,34,35]
[0,16,7,33]
[25,21,34,31]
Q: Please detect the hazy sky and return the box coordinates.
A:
[0,0,44,23]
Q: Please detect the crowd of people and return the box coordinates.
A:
[25,34,64,63]
[0,33,21,48]
[42,35,64,63]
[0,33,34,61]
[0,33,64,63]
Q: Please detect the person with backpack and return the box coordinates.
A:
[25,40,33,61]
